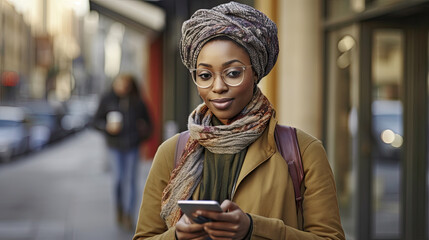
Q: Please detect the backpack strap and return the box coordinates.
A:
[274,125,304,229]
[174,130,190,167]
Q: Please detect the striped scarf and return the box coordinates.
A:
[160,88,273,227]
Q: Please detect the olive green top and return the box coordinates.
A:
[199,117,247,202]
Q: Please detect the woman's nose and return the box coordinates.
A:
[211,74,228,93]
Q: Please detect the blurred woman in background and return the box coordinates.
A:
[93,73,152,230]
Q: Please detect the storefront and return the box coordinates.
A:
[324,1,429,239]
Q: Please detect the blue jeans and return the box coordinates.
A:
[109,148,139,219]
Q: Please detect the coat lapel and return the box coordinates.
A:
[234,116,278,193]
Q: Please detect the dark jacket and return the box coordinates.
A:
[93,91,152,150]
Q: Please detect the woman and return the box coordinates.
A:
[93,74,152,230]
[134,2,344,239]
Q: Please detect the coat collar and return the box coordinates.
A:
[234,114,278,190]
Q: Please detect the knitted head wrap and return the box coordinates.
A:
[180,1,279,82]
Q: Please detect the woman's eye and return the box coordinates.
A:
[225,69,242,78]
[198,72,212,81]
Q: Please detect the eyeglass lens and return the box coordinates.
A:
[191,66,246,88]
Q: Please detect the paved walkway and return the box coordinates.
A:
[0,129,153,240]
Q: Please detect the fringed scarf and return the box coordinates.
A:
[160,88,273,227]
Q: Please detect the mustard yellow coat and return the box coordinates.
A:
[134,116,345,240]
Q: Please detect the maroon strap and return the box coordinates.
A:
[174,130,190,167]
[274,125,304,218]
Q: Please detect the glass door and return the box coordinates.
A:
[364,18,428,240]
[325,16,429,240]
[370,28,404,239]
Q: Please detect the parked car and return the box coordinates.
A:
[28,121,51,151]
[0,106,31,162]
[62,97,93,132]
[20,100,69,144]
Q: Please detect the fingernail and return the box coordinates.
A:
[195,210,202,215]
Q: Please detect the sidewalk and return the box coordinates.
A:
[0,129,153,240]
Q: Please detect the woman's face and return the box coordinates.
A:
[195,39,256,125]
[113,76,131,97]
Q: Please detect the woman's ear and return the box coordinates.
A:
[253,77,258,94]
[253,73,258,84]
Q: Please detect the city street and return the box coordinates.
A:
[0,129,152,240]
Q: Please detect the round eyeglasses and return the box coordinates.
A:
[189,65,252,88]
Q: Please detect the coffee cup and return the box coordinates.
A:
[106,111,123,134]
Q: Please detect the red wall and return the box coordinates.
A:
[140,36,163,160]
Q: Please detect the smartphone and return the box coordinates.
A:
[177,200,223,224]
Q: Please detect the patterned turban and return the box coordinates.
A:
[180,1,279,83]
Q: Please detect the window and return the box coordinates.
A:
[371,29,403,238]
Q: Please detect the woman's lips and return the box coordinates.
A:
[210,98,233,110]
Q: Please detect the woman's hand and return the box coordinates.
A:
[106,122,122,135]
[175,214,209,240]
[198,200,251,240]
